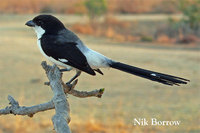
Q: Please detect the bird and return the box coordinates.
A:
[25,15,189,86]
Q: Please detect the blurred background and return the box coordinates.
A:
[0,0,199,132]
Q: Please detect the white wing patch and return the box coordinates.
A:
[151,73,157,76]
[58,58,68,63]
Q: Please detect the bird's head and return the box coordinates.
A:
[25,15,65,38]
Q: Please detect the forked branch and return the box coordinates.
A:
[0,61,105,133]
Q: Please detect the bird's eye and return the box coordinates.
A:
[38,20,43,25]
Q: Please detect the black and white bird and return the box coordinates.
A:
[25,15,189,86]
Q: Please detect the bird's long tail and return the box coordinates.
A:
[110,62,189,86]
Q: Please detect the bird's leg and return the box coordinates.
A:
[66,71,81,84]
[60,68,72,72]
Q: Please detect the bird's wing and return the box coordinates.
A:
[41,35,96,75]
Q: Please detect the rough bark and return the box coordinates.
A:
[0,61,105,133]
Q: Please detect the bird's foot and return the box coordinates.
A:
[66,81,71,86]
[66,79,76,85]
[66,71,81,85]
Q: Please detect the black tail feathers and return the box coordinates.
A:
[110,62,189,86]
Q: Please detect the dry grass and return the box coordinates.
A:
[0,15,199,133]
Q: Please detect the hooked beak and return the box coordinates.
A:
[25,20,35,27]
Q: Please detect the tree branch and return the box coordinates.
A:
[0,81,104,117]
[41,61,71,133]
[0,61,105,133]
[0,95,54,117]
[62,79,105,98]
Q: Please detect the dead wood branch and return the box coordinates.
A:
[0,61,105,133]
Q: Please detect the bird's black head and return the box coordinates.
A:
[26,15,65,34]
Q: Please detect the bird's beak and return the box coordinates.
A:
[25,20,35,27]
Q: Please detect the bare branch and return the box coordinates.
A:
[0,61,105,133]
[68,87,105,98]
[44,73,105,98]
[41,61,71,133]
[0,81,105,117]
[0,95,54,117]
